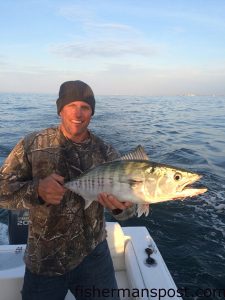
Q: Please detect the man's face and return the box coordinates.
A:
[59,101,92,142]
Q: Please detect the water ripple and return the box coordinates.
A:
[0,93,225,298]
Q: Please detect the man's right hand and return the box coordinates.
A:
[38,173,66,205]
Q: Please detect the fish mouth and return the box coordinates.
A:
[177,174,207,198]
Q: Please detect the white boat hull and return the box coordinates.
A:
[0,222,181,300]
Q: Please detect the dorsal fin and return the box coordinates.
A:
[119,145,149,161]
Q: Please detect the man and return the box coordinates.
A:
[0,80,136,300]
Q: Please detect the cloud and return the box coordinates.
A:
[1,63,225,96]
[55,3,160,60]
[57,3,140,37]
[59,5,133,31]
[89,22,133,31]
[0,54,9,67]
[90,63,225,96]
[58,4,94,23]
[50,39,160,59]
[0,61,8,67]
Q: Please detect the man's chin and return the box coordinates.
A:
[70,130,90,142]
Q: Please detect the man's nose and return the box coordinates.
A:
[74,107,82,117]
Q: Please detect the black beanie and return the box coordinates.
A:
[56,80,95,115]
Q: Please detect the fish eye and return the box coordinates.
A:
[174,172,182,181]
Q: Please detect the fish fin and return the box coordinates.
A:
[137,204,150,217]
[119,145,149,161]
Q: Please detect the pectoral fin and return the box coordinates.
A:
[137,204,150,217]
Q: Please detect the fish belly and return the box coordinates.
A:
[65,167,142,204]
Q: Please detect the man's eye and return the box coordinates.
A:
[82,106,91,111]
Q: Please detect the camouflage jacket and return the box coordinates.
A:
[0,127,135,275]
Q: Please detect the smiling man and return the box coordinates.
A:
[57,81,94,143]
[0,80,136,300]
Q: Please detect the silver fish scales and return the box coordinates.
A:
[65,146,207,217]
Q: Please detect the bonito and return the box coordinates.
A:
[65,146,207,217]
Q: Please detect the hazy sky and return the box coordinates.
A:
[1,0,225,95]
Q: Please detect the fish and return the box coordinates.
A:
[65,146,207,217]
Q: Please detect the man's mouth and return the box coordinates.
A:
[71,120,82,124]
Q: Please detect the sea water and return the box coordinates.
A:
[0,93,225,299]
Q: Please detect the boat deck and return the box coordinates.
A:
[0,222,181,300]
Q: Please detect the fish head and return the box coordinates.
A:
[144,164,207,203]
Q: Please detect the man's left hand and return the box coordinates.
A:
[97,193,133,211]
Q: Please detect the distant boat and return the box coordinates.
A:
[180,93,196,97]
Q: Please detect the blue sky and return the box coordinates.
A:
[1,0,225,95]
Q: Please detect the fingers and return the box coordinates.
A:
[38,173,66,205]
[97,193,133,211]
[122,201,134,208]
[97,193,118,210]
[51,173,64,185]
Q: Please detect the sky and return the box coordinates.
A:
[0,0,225,96]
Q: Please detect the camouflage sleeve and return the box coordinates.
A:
[0,138,40,210]
[104,143,120,162]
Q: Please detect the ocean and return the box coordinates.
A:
[0,93,225,299]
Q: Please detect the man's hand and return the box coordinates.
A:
[97,193,133,211]
[38,173,66,205]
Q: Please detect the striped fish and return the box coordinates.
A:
[65,146,207,217]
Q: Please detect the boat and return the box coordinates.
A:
[0,215,182,300]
